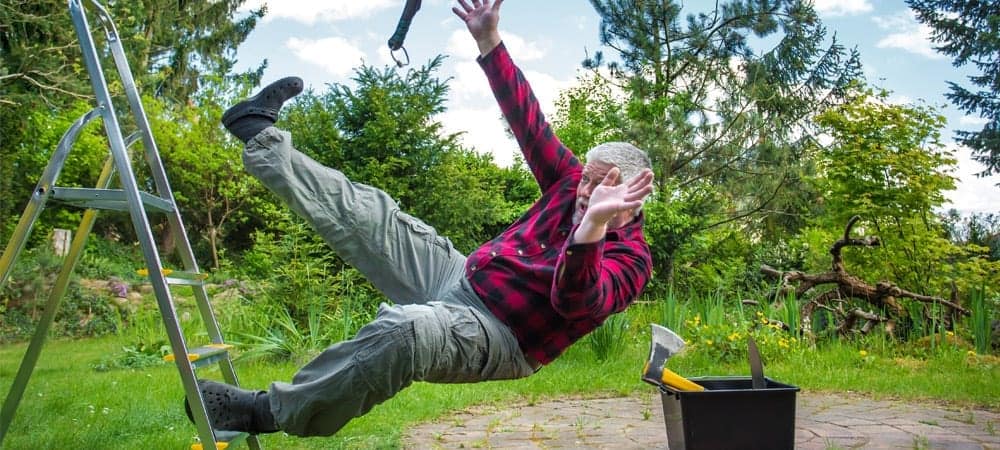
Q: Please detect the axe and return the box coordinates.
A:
[642,324,705,391]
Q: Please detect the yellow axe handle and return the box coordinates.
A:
[645,362,706,391]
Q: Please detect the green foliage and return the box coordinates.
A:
[552,73,627,153]
[102,0,266,104]
[682,307,805,365]
[812,88,956,223]
[0,102,116,246]
[234,303,341,364]
[945,211,1000,261]
[92,340,169,371]
[75,237,146,281]
[148,83,276,268]
[584,0,861,238]
[800,87,1000,308]
[907,0,1000,176]
[586,313,630,362]
[656,288,688,332]
[226,210,381,361]
[1,0,264,244]
[968,288,995,355]
[282,57,536,253]
[0,246,123,342]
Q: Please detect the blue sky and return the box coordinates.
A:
[232,0,998,215]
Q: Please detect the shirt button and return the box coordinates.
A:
[471,265,477,271]
[540,244,547,249]
[517,249,523,255]
[490,251,497,257]
[566,250,573,256]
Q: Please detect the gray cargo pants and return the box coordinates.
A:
[243,128,537,437]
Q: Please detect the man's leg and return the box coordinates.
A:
[243,127,466,304]
[269,295,536,437]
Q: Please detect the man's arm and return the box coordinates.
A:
[454,0,578,190]
[552,168,655,319]
[550,236,653,320]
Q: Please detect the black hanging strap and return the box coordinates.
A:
[388,0,422,67]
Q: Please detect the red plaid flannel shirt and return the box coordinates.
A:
[466,42,652,365]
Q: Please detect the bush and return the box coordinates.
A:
[1,244,128,342]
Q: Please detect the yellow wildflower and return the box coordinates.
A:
[859,350,868,357]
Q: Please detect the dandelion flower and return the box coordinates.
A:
[859,350,868,357]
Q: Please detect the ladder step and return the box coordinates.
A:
[137,268,209,286]
[191,431,247,450]
[164,344,233,368]
[51,187,175,213]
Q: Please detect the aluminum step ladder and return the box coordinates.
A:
[0,1,261,449]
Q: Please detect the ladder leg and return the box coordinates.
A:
[0,156,113,443]
[103,6,262,450]
[0,108,103,288]
[70,2,219,447]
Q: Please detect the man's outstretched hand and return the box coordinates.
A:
[453,0,503,56]
[574,168,654,244]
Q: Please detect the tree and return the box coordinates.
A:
[1,0,264,243]
[801,87,999,299]
[908,0,1000,177]
[582,0,862,283]
[149,80,275,269]
[282,57,537,253]
[769,88,1000,339]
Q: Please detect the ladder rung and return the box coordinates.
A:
[164,344,233,368]
[51,187,175,213]
[190,430,247,449]
[137,268,209,286]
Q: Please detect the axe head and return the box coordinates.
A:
[642,324,686,386]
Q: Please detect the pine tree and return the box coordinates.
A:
[582,0,863,282]
[907,0,1000,177]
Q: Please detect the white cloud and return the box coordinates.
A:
[887,94,913,106]
[959,116,989,127]
[441,68,576,166]
[812,0,873,17]
[286,37,368,78]
[943,143,1000,215]
[446,29,546,61]
[242,0,398,25]
[873,11,945,60]
[438,26,576,166]
[439,107,518,166]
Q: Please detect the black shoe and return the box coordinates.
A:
[222,76,304,142]
[184,380,279,434]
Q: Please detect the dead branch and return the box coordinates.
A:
[761,216,970,339]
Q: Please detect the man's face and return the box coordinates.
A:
[573,160,636,228]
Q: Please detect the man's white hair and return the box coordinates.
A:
[584,142,652,183]
[583,142,653,215]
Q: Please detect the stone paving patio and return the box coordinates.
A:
[404,391,999,449]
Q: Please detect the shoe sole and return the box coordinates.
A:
[221,76,304,127]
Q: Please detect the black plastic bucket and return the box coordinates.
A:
[659,376,799,450]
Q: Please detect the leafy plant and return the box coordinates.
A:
[969,287,993,355]
[234,303,339,364]
[587,313,630,362]
[657,287,688,333]
[92,340,169,371]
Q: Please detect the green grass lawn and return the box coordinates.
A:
[0,330,997,449]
